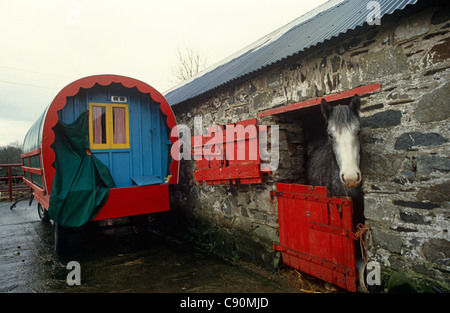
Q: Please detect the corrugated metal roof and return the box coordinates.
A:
[165,0,418,106]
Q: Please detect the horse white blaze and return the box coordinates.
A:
[332,127,361,188]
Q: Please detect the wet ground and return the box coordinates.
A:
[0,200,332,294]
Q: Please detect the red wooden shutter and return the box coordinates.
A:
[192,118,263,185]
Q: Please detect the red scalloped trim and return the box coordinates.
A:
[42,75,179,194]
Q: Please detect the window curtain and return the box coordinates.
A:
[92,106,103,144]
[113,107,126,144]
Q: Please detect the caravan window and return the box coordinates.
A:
[89,102,130,149]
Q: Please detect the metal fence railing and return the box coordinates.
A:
[0,163,30,202]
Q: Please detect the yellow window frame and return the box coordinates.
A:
[89,102,130,149]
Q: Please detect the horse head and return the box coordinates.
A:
[320,95,362,189]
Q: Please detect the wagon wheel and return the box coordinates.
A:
[54,222,69,254]
[130,215,149,237]
[37,203,50,222]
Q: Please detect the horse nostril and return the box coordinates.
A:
[340,173,347,184]
[341,172,361,187]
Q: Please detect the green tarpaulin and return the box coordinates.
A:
[48,113,116,228]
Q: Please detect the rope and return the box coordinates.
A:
[352,223,370,264]
[352,223,372,293]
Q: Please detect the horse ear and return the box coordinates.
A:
[320,98,331,120]
[349,94,361,114]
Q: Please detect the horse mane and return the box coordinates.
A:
[328,105,360,133]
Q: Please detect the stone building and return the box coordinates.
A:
[164,0,449,292]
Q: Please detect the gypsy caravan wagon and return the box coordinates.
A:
[21,75,179,253]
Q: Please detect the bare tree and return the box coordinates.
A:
[0,141,22,177]
[0,141,22,164]
[171,45,208,84]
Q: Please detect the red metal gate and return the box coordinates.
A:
[271,183,358,292]
[0,164,29,201]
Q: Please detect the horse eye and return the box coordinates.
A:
[328,132,333,138]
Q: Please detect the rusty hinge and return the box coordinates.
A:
[269,191,282,199]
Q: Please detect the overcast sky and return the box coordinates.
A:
[0,0,328,147]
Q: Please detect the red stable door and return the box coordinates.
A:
[272,183,358,292]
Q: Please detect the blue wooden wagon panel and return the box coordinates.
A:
[57,83,171,188]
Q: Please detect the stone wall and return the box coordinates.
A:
[168,4,450,291]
